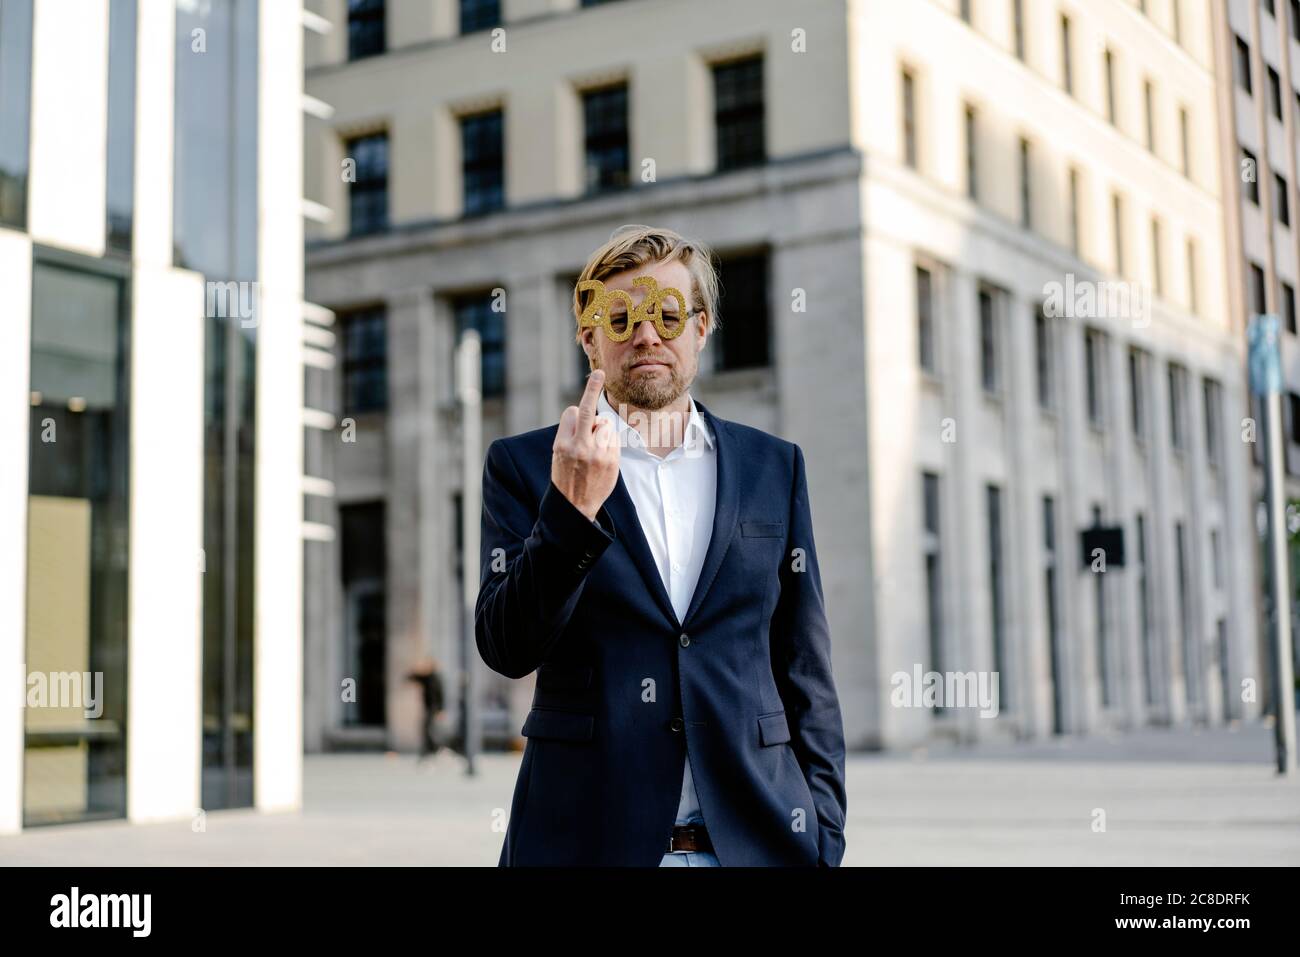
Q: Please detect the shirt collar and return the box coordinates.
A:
[596,388,715,453]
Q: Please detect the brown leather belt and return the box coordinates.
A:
[667,823,713,854]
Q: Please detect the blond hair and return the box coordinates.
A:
[572,224,720,344]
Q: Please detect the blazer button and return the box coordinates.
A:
[669,717,684,732]
[678,633,690,648]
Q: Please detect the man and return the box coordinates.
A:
[476,224,846,866]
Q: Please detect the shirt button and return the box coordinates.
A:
[669,717,684,732]
[671,562,681,572]
[679,633,691,648]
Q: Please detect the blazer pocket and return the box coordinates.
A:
[757,710,791,747]
[741,521,785,538]
[521,707,594,742]
[536,662,594,692]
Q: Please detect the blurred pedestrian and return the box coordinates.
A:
[406,657,446,764]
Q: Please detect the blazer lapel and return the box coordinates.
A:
[601,472,681,628]
[681,399,738,630]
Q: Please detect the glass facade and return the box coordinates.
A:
[105,0,136,254]
[25,254,131,826]
[0,0,33,229]
[174,0,260,812]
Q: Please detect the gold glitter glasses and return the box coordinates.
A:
[577,276,695,342]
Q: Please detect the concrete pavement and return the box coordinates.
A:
[2,724,1297,866]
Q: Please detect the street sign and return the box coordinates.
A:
[1080,525,1126,569]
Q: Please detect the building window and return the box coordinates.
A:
[1143,79,1155,151]
[1150,218,1163,297]
[1203,377,1222,467]
[26,258,132,825]
[1067,166,1081,254]
[1035,302,1053,410]
[0,0,32,229]
[1018,136,1032,229]
[712,251,771,371]
[1284,280,1297,333]
[347,0,385,61]
[1269,66,1283,120]
[1012,0,1025,59]
[1277,173,1291,226]
[1293,0,1300,41]
[917,264,936,374]
[582,84,629,193]
[1104,48,1117,125]
[1129,347,1146,441]
[453,292,506,398]
[1265,0,1276,17]
[1173,0,1183,44]
[106,0,136,254]
[1291,393,1300,444]
[581,0,624,5]
[345,132,388,237]
[901,67,918,170]
[341,306,388,415]
[461,109,505,216]
[1043,495,1063,733]
[1186,238,1199,315]
[979,285,999,394]
[1211,530,1223,594]
[1249,261,1267,315]
[1178,107,1190,177]
[175,0,260,813]
[986,484,1008,712]
[1085,328,1104,427]
[1112,192,1125,275]
[959,0,971,23]
[1168,363,1186,451]
[1175,521,1195,704]
[1242,148,1259,204]
[340,502,387,728]
[459,0,500,33]
[1060,14,1073,94]
[922,472,944,693]
[964,103,978,200]
[1093,504,1111,707]
[713,56,765,172]
[1235,36,1252,93]
[1136,513,1155,705]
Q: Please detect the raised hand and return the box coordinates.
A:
[551,369,620,522]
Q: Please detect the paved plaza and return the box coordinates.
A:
[3,724,1297,866]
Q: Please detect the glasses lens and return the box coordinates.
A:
[607,311,628,335]
[660,311,683,335]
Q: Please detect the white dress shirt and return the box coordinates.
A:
[596,388,717,827]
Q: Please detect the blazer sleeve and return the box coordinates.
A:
[770,442,848,867]
[475,437,618,679]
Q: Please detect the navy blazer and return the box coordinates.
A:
[475,398,847,866]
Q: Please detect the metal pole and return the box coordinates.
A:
[457,331,482,778]
[1261,390,1297,775]
[1251,313,1296,776]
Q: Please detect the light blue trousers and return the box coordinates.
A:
[658,849,721,866]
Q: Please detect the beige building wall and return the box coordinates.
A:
[305,0,1260,753]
